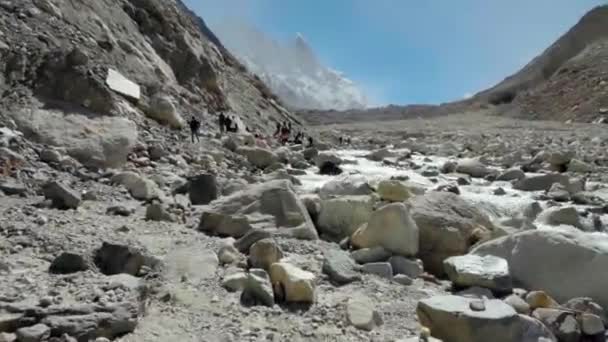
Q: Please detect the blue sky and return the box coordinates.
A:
[185,0,606,106]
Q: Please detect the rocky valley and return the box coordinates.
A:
[2,1,608,342]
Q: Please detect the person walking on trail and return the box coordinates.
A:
[189,115,201,143]
[273,122,281,138]
[218,112,226,135]
[280,122,290,145]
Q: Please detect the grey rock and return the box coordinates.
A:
[94,242,147,276]
[43,181,81,209]
[497,168,525,181]
[0,180,27,196]
[443,254,512,293]
[504,294,531,314]
[241,269,274,307]
[248,239,283,271]
[49,252,89,274]
[351,246,391,264]
[389,256,423,278]
[188,174,218,205]
[234,229,272,253]
[537,206,583,229]
[362,262,392,279]
[532,308,580,342]
[513,173,570,192]
[393,274,414,286]
[580,313,604,336]
[316,195,375,240]
[322,249,361,285]
[547,183,570,202]
[346,296,383,331]
[145,203,174,222]
[563,297,607,326]
[16,323,50,342]
[456,286,495,299]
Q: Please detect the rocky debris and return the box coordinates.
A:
[513,173,570,192]
[389,256,424,279]
[111,172,159,201]
[248,239,283,271]
[319,173,373,198]
[15,323,51,342]
[145,202,174,222]
[188,174,218,205]
[42,181,81,209]
[362,262,393,279]
[322,249,361,285]
[563,297,607,326]
[199,180,318,240]
[473,229,608,308]
[269,262,316,303]
[49,252,89,274]
[94,242,149,276]
[532,308,581,342]
[351,246,391,264]
[410,192,494,275]
[376,180,412,202]
[443,254,512,293]
[316,195,375,240]
[237,147,279,169]
[146,95,184,129]
[346,296,383,331]
[455,158,492,178]
[351,203,419,256]
[417,295,556,342]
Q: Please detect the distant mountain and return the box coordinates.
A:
[211,21,368,111]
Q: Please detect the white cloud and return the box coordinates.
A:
[463,92,473,99]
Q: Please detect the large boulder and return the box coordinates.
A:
[269,262,316,303]
[146,95,184,129]
[513,173,570,192]
[536,206,583,229]
[351,203,419,257]
[455,158,492,178]
[188,174,218,205]
[42,181,81,209]
[443,255,512,293]
[472,229,608,308]
[236,147,279,169]
[316,195,375,240]
[111,172,160,200]
[319,173,373,199]
[10,108,137,168]
[199,180,318,240]
[417,295,557,342]
[314,152,342,168]
[410,192,494,276]
[376,180,413,202]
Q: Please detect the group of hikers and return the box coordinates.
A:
[187,113,313,147]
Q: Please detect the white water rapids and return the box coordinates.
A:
[296,149,608,234]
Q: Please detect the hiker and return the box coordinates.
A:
[307,136,314,147]
[280,122,290,145]
[339,136,343,145]
[294,132,303,145]
[273,122,281,137]
[189,115,201,143]
[224,115,232,133]
[229,116,239,133]
[218,113,226,135]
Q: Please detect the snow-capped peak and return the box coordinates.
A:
[211,22,368,111]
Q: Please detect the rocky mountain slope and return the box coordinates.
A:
[474,5,608,122]
[212,21,368,111]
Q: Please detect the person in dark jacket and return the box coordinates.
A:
[218,113,226,135]
[189,116,201,143]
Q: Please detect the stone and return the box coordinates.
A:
[222,272,248,292]
[563,297,607,326]
[0,180,27,196]
[456,286,495,299]
[15,323,51,342]
[39,148,63,163]
[493,187,506,196]
[472,229,608,308]
[389,256,423,278]
[314,152,342,168]
[441,160,457,173]
[443,254,512,293]
[217,244,242,266]
[269,262,315,303]
[365,148,394,162]
[526,291,560,310]
[351,246,391,264]
[248,239,283,271]
[410,192,494,275]
[346,296,383,331]
[43,181,81,209]
[497,168,525,181]
[362,262,393,279]
[580,313,604,336]
[188,174,218,205]
[236,147,279,169]
[455,158,492,178]
[537,206,582,229]
[49,252,89,274]
[234,229,272,253]
[145,203,174,222]
[241,269,275,307]
[111,172,159,201]
[393,274,414,286]
[0,313,23,333]
[146,95,184,129]
[33,0,62,18]
[316,195,375,240]
[318,161,343,175]
[319,174,373,198]
[532,308,580,342]
[199,180,317,240]
[94,242,147,276]
[322,249,361,285]
[504,294,531,314]
[376,180,413,202]
[105,68,140,100]
[351,203,419,256]
[547,183,570,202]
[568,159,593,173]
[547,150,575,167]
[417,295,556,342]
[106,205,133,217]
[513,173,570,192]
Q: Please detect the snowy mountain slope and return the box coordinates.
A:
[212,21,368,111]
